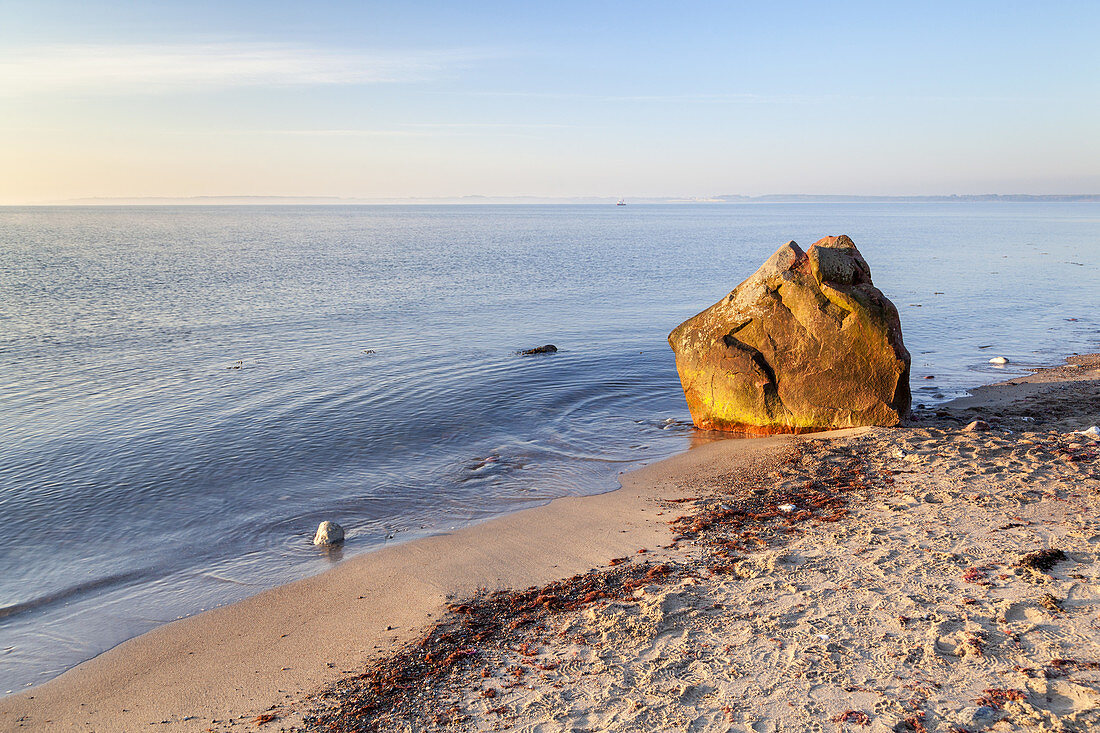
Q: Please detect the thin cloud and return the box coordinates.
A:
[449,90,776,103]
[252,122,583,137]
[403,122,582,129]
[0,42,490,95]
[447,90,1042,105]
[260,129,432,138]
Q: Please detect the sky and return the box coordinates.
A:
[1,0,1098,203]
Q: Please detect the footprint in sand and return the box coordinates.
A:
[1042,679,1100,722]
[1002,600,1050,624]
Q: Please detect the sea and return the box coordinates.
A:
[1,203,1098,692]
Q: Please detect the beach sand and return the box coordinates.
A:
[2,355,1097,732]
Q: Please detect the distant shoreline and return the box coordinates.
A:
[8,194,1100,206]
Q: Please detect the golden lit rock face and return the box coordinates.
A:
[668,236,911,434]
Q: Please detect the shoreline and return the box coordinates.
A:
[2,355,1097,731]
[0,428,818,731]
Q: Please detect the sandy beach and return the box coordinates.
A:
[2,355,1098,732]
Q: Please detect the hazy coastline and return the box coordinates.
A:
[22,193,1100,206]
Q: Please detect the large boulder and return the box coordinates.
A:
[668,236,911,433]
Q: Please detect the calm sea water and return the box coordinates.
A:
[1,203,1098,691]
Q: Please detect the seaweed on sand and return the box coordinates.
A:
[975,688,1027,709]
[300,560,680,731]
[1014,548,1066,573]
[667,446,882,559]
[832,709,871,725]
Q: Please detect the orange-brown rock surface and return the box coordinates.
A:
[668,236,910,433]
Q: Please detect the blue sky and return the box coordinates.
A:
[2,1,1098,202]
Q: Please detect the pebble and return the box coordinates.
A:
[965,704,1007,728]
[964,420,991,432]
[313,520,345,546]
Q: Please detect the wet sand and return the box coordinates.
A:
[2,355,1097,732]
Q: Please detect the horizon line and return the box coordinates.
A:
[6,193,1100,207]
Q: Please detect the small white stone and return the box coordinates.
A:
[313,520,345,546]
[989,356,1009,365]
[778,503,796,513]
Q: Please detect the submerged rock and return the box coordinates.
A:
[313,520,345,546]
[519,344,558,355]
[989,356,1010,365]
[668,236,911,433]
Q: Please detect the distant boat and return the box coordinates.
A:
[616,199,626,206]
